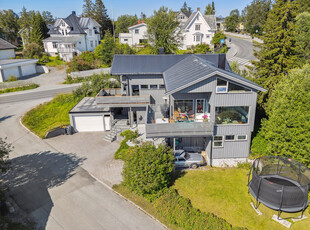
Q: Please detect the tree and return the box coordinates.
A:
[0,10,19,44]
[181,2,192,16]
[42,11,54,24]
[115,15,138,35]
[18,7,33,45]
[253,0,300,106]
[147,6,180,54]
[295,12,310,64]
[23,43,42,58]
[242,0,271,35]
[82,0,94,18]
[94,30,115,66]
[0,138,12,172]
[211,31,226,47]
[122,142,174,197]
[93,0,113,37]
[224,9,240,32]
[205,4,213,15]
[29,12,44,46]
[251,65,310,167]
[193,44,211,54]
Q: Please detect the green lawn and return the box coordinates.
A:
[22,94,80,138]
[45,56,64,67]
[173,168,310,230]
[0,84,39,94]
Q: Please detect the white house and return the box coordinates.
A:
[43,11,101,61]
[0,38,38,82]
[178,8,217,50]
[119,21,148,46]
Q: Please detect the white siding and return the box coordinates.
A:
[120,24,148,46]
[21,64,36,76]
[3,67,20,80]
[0,49,15,60]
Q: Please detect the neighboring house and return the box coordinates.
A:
[43,11,101,61]
[119,21,148,46]
[0,38,38,82]
[69,54,266,167]
[178,8,217,50]
[176,11,191,27]
[216,19,225,32]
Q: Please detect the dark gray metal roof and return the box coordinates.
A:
[111,55,187,75]
[43,36,81,44]
[66,13,86,34]
[182,12,196,29]
[163,55,218,93]
[0,38,17,50]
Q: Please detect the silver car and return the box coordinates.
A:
[174,150,206,169]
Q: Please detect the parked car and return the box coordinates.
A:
[174,150,206,169]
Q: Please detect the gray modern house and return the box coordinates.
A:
[69,54,266,166]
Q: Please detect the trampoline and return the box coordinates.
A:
[248,156,310,217]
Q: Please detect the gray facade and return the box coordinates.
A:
[109,54,266,166]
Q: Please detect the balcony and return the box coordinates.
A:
[95,89,150,107]
[146,105,214,138]
[58,47,77,53]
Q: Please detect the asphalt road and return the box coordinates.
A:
[227,36,258,61]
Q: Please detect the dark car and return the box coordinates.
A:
[174,150,206,169]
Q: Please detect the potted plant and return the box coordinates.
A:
[202,114,209,122]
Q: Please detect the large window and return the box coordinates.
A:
[196,99,204,113]
[174,100,193,114]
[213,136,223,147]
[52,42,57,49]
[215,106,249,125]
[216,78,250,93]
[131,85,139,96]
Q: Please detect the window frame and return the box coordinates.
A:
[236,135,247,141]
[195,24,201,31]
[159,84,165,89]
[195,99,205,114]
[141,84,149,90]
[90,40,93,47]
[173,99,194,114]
[135,29,139,34]
[52,42,57,49]
[213,136,224,148]
[225,135,235,141]
[150,84,158,90]
[215,106,250,125]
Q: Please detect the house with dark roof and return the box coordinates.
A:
[0,38,39,82]
[43,11,101,61]
[178,8,217,50]
[69,53,266,167]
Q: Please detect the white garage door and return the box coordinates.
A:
[3,67,20,80]
[21,64,36,76]
[73,115,104,132]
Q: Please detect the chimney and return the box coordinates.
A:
[138,20,140,24]
[72,11,76,15]
[218,54,226,70]
[197,7,200,12]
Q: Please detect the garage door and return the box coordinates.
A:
[3,67,20,80]
[73,115,104,132]
[21,64,36,76]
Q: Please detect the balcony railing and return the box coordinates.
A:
[145,105,214,138]
[58,47,77,53]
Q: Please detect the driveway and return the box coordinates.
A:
[0,98,164,230]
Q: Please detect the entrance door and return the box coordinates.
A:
[104,116,111,130]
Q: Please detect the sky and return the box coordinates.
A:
[0,0,253,19]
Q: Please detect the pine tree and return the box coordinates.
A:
[211,1,215,14]
[93,0,112,37]
[0,10,19,44]
[181,2,192,16]
[253,0,300,106]
[29,12,43,46]
[83,0,94,18]
[18,7,32,45]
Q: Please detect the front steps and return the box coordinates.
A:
[103,119,131,142]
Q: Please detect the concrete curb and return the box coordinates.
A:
[88,173,168,230]
[19,115,42,140]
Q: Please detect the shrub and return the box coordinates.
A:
[114,130,139,160]
[39,54,50,63]
[154,188,233,230]
[193,44,211,54]
[237,161,252,170]
[212,32,226,47]
[216,45,228,54]
[7,75,18,82]
[67,51,103,73]
[122,142,174,198]
[23,43,42,58]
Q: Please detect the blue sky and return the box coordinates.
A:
[1,0,252,19]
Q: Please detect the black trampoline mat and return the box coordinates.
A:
[264,176,297,186]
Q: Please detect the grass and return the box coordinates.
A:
[173,168,310,230]
[113,185,182,230]
[0,84,39,94]
[45,56,64,67]
[22,94,81,138]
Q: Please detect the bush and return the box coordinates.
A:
[237,161,252,170]
[114,130,138,160]
[122,142,174,198]
[7,75,18,82]
[216,45,228,54]
[212,32,226,47]
[55,54,61,61]
[67,51,103,73]
[193,44,211,54]
[154,188,233,230]
[23,43,42,59]
[39,54,50,63]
